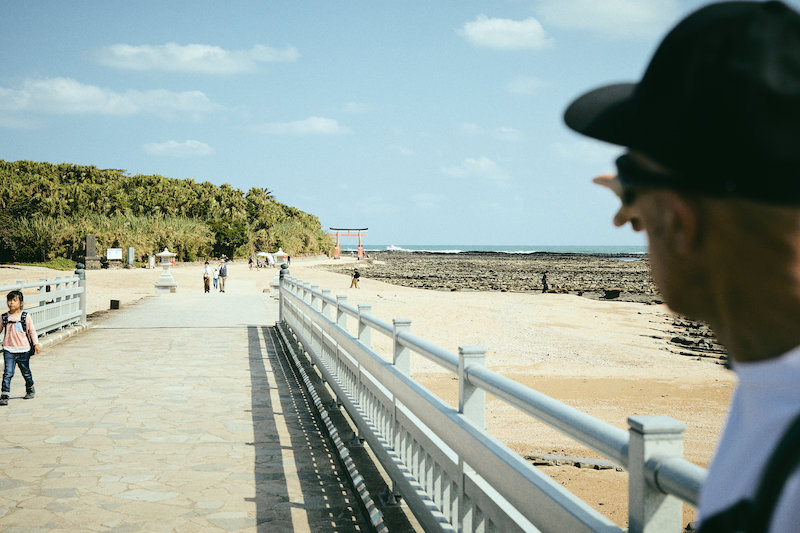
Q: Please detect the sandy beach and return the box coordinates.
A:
[1,256,735,528]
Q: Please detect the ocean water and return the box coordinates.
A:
[339,244,648,255]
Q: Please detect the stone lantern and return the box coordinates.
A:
[154,248,178,294]
[274,248,289,264]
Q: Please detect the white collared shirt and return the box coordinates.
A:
[698,346,800,531]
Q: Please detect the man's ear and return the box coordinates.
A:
[661,191,702,254]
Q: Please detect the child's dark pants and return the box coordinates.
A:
[2,349,34,396]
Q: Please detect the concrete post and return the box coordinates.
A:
[311,285,320,311]
[458,346,486,429]
[358,304,372,348]
[278,264,288,323]
[74,263,87,323]
[392,319,411,376]
[54,277,63,304]
[336,295,348,329]
[628,416,686,533]
[321,289,332,319]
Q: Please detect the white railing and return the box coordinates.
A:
[0,268,87,337]
[277,267,706,533]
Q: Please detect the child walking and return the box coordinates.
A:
[1,290,40,406]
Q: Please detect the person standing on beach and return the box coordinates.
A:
[202,261,212,293]
[541,271,548,293]
[218,259,228,293]
[350,269,360,289]
[564,2,800,531]
[2,290,40,406]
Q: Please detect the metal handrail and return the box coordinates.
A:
[278,270,707,532]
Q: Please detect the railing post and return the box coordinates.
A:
[321,289,332,319]
[311,285,320,311]
[336,295,348,329]
[55,276,64,304]
[303,283,312,304]
[39,278,48,305]
[358,304,372,348]
[74,264,87,323]
[458,346,486,429]
[392,318,411,376]
[628,416,686,533]
[278,264,288,323]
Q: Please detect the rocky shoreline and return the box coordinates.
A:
[324,251,660,303]
[320,251,727,361]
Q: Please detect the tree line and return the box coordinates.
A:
[0,159,332,263]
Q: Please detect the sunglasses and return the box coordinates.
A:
[616,154,749,204]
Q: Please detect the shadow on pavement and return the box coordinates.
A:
[248,325,367,531]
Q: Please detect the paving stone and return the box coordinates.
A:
[0,285,370,531]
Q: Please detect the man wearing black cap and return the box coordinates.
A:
[564,1,800,531]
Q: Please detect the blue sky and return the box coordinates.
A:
[4,1,793,246]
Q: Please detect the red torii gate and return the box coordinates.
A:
[329,227,368,259]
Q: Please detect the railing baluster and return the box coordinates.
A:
[459,346,486,430]
[628,416,686,533]
[277,274,707,533]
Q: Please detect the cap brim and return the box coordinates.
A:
[564,83,638,146]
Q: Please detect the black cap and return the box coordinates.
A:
[564,1,800,203]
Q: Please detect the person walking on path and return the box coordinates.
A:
[218,259,229,292]
[202,261,212,293]
[1,290,40,406]
[212,265,219,290]
[350,269,360,289]
[564,2,800,531]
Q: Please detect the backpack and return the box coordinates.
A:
[699,412,800,533]
[2,311,35,354]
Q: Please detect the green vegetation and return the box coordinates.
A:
[0,160,332,263]
[16,257,77,271]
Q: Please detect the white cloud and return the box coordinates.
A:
[441,156,508,181]
[411,192,446,209]
[461,123,521,142]
[493,127,521,142]
[461,123,482,135]
[535,0,682,39]
[460,15,552,50]
[388,144,413,156]
[551,139,619,172]
[0,112,40,129]
[252,116,351,135]
[97,43,299,74]
[142,139,215,157]
[507,75,546,95]
[0,77,222,120]
[342,102,373,113]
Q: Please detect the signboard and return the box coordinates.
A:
[106,248,123,260]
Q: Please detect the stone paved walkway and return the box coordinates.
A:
[0,278,369,532]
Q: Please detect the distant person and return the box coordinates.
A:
[287,255,291,265]
[218,260,228,293]
[248,255,254,271]
[2,290,40,406]
[541,271,548,293]
[564,2,800,531]
[202,261,212,293]
[350,269,360,289]
[213,265,219,290]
